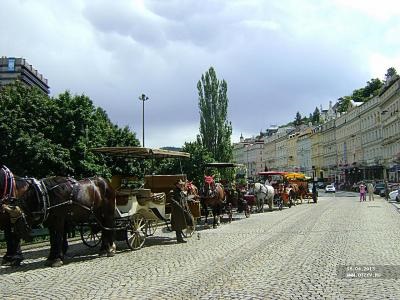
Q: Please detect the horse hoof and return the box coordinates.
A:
[10,259,22,267]
[1,259,12,266]
[45,258,63,267]
[107,251,115,257]
[51,259,63,268]
[99,251,108,257]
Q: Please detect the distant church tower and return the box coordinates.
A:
[240,133,244,143]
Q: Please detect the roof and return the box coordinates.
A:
[204,162,245,168]
[285,172,306,180]
[258,171,288,176]
[90,147,190,159]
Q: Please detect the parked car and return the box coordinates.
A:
[390,190,399,201]
[317,182,326,189]
[374,183,386,195]
[325,184,336,193]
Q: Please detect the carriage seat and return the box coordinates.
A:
[136,190,166,206]
[115,189,138,216]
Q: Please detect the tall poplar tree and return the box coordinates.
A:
[197,67,232,162]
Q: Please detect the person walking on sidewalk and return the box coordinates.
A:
[359,182,366,202]
[384,181,389,201]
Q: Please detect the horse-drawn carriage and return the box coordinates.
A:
[285,172,316,203]
[258,171,296,209]
[88,146,198,250]
[201,162,252,226]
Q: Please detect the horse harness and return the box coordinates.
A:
[1,165,15,203]
[0,166,29,226]
[257,183,269,198]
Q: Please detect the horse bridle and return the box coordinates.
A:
[1,165,15,204]
[257,183,269,198]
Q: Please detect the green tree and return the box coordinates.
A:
[151,141,214,187]
[385,67,398,81]
[351,78,383,102]
[0,82,72,177]
[312,107,320,124]
[337,96,353,113]
[197,67,232,162]
[0,82,140,179]
[294,111,302,126]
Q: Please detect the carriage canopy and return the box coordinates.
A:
[91,146,190,159]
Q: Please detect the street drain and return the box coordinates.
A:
[367,206,381,208]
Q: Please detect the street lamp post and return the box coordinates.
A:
[138,94,149,147]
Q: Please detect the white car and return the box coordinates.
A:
[325,184,336,193]
[390,190,399,201]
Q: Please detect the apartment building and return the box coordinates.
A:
[263,134,278,170]
[359,96,383,179]
[380,77,400,182]
[310,125,323,180]
[321,119,337,182]
[0,57,49,94]
[233,85,400,183]
[297,127,312,177]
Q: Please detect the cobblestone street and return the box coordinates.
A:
[2,194,400,299]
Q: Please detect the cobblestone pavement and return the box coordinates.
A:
[1,195,400,299]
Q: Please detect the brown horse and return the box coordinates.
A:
[287,183,300,205]
[200,176,225,228]
[185,181,199,199]
[17,176,116,267]
[1,166,116,267]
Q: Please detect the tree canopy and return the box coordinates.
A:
[0,82,140,178]
[197,67,233,162]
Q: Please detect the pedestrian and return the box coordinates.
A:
[170,179,194,244]
[367,182,374,201]
[312,182,318,203]
[359,182,366,202]
[384,181,389,201]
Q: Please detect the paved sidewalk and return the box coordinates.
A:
[1,196,400,299]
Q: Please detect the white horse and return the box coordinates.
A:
[253,182,275,212]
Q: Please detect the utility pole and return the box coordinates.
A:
[138,94,149,147]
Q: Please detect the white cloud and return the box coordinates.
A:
[1,0,399,148]
[334,0,400,21]
[240,20,280,31]
[368,53,400,79]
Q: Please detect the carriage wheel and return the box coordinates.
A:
[126,214,146,250]
[80,225,102,248]
[145,220,158,237]
[183,218,196,238]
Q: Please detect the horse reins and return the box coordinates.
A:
[256,183,269,198]
[1,165,15,203]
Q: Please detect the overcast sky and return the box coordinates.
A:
[2,0,400,148]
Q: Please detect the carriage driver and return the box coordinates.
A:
[265,176,272,186]
[171,179,194,244]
